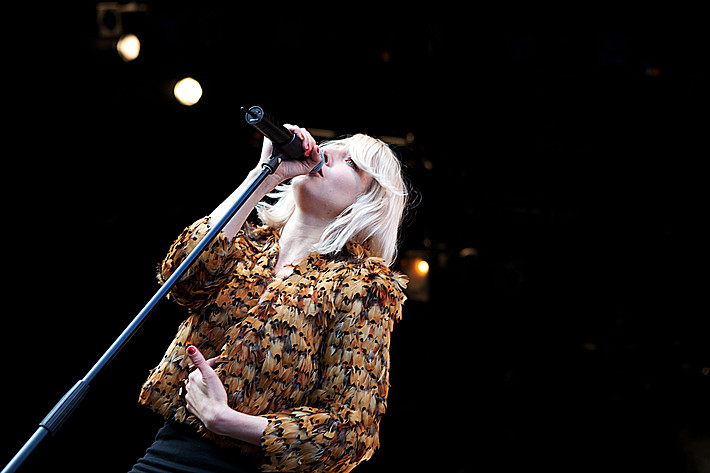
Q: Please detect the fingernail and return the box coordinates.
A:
[187,345,197,355]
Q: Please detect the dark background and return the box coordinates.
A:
[4,4,707,473]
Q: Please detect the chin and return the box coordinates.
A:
[292,177,354,220]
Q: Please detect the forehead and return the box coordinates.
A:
[323,142,348,153]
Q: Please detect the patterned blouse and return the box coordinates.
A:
[138,217,407,472]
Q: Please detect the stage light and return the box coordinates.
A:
[174,77,202,106]
[97,3,122,38]
[116,34,140,61]
[400,251,431,302]
[96,2,148,39]
[416,259,430,275]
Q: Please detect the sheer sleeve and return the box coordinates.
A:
[259,265,406,473]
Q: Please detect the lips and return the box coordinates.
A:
[309,149,325,177]
[309,161,324,178]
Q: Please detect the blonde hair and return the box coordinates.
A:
[256,134,408,266]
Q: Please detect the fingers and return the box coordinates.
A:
[265,124,322,183]
[284,124,317,157]
[183,346,230,423]
[207,356,220,369]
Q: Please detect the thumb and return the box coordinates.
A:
[187,345,216,377]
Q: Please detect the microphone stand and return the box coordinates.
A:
[2,114,286,473]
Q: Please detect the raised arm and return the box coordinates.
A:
[210,124,321,240]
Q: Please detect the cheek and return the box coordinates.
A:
[329,172,361,199]
[326,172,366,210]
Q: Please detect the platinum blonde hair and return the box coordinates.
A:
[256,134,408,266]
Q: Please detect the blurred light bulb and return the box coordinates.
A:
[116,34,140,61]
[173,77,202,106]
[416,259,430,275]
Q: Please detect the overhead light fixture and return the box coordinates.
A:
[96,2,148,38]
[173,77,203,106]
[116,34,141,62]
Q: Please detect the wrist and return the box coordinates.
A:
[206,406,267,445]
[204,404,236,436]
[258,165,285,189]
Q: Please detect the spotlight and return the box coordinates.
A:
[416,259,430,275]
[116,34,140,61]
[173,77,203,106]
[399,250,431,302]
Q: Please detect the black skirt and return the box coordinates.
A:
[129,421,261,473]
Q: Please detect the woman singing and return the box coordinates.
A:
[130,125,409,473]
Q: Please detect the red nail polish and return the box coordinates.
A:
[187,345,197,355]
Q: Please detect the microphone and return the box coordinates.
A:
[241,106,304,161]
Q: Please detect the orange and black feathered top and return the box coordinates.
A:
[138,217,407,473]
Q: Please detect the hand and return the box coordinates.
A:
[184,345,230,432]
[259,124,322,183]
[182,346,268,443]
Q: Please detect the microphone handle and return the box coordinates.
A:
[241,106,304,160]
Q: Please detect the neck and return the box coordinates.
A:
[275,209,328,273]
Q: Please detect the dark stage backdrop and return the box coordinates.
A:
[4,6,707,473]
